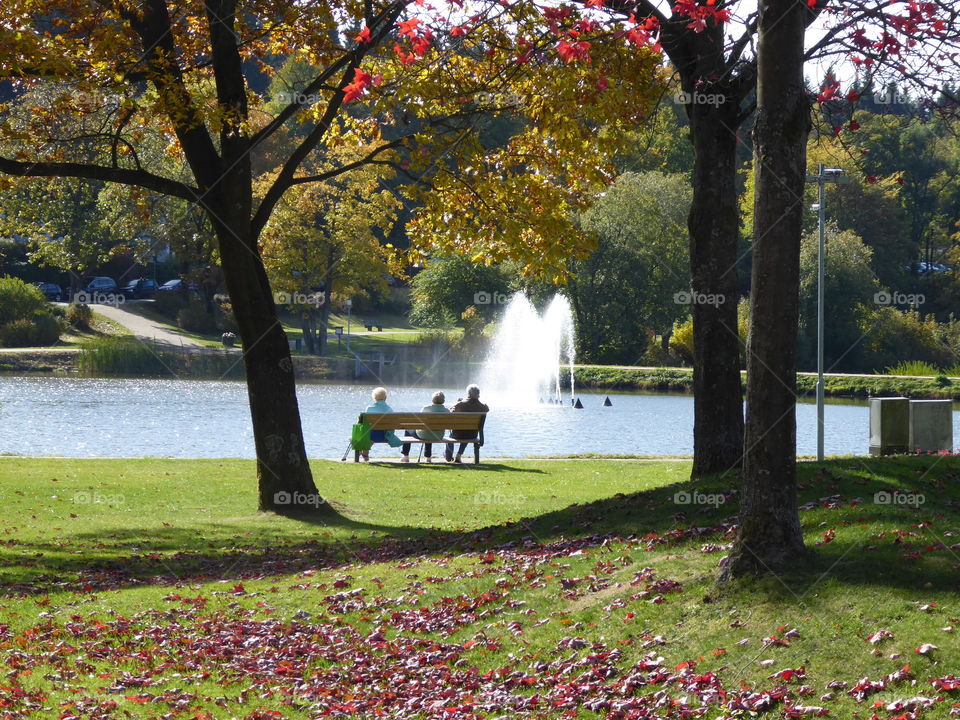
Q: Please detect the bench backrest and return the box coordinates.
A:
[359,412,486,432]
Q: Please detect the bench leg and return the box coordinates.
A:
[354,449,360,462]
[474,444,480,465]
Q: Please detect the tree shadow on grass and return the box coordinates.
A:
[3,456,958,596]
[356,462,547,473]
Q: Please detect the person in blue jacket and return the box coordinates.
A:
[400,391,449,463]
[362,387,401,461]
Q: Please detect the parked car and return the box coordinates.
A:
[83,277,119,294]
[156,278,200,295]
[917,262,950,274]
[120,278,158,299]
[34,282,62,302]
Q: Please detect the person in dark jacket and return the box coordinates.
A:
[445,384,489,463]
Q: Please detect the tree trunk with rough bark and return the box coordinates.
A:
[721,0,812,578]
[214,214,329,514]
[687,101,745,478]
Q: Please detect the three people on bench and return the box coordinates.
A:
[363,384,489,463]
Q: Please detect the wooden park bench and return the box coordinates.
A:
[356,412,487,464]
[363,323,384,331]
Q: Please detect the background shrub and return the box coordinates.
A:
[65,302,93,329]
[30,310,63,345]
[859,307,952,371]
[177,301,218,333]
[0,276,45,326]
[885,360,940,376]
[154,291,187,319]
[0,276,63,347]
[670,318,694,365]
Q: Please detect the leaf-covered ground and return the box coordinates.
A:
[0,456,958,719]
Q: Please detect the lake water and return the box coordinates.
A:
[1,376,957,458]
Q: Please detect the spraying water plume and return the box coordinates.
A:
[478,294,576,407]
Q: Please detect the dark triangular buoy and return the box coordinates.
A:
[603,396,612,406]
[573,398,583,409]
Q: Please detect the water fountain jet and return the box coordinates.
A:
[478,294,576,407]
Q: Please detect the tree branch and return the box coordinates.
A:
[0,157,199,200]
[286,140,405,187]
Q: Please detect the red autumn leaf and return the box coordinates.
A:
[931,675,960,691]
[397,18,420,39]
[768,665,806,682]
[343,68,373,103]
[355,26,371,44]
[557,38,591,63]
[866,629,893,644]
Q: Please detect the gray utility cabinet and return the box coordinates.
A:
[869,397,909,455]
[869,397,953,455]
[908,399,953,453]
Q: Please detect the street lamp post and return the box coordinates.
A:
[805,163,847,462]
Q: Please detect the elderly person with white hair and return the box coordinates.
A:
[360,387,401,461]
[445,384,489,463]
[399,390,449,463]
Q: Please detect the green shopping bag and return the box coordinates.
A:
[350,422,372,451]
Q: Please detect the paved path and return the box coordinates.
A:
[89,302,206,348]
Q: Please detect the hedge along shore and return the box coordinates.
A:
[572,365,960,400]
[0,346,351,380]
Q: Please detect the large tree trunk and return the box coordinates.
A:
[215,218,331,514]
[721,0,812,578]
[687,93,746,478]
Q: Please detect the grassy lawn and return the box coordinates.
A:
[278,310,458,357]
[0,456,958,718]
[45,310,131,349]
[112,305,453,354]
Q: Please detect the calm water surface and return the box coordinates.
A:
[1,376,957,458]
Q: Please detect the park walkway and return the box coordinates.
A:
[92,302,206,349]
